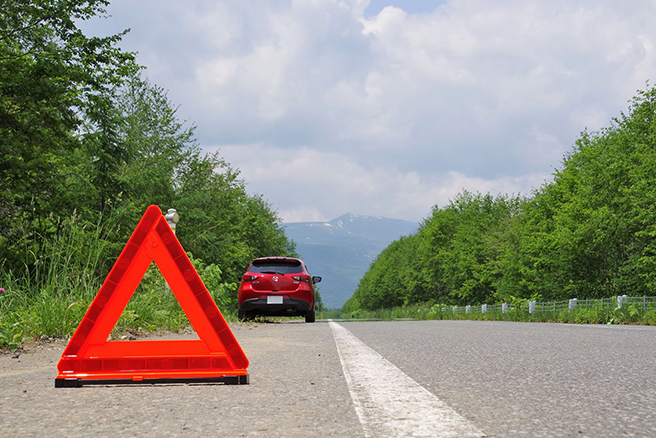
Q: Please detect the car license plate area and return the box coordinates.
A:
[267,296,283,304]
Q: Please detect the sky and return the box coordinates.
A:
[82,0,656,223]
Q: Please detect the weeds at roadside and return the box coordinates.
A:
[0,217,239,350]
[342,302,656,325]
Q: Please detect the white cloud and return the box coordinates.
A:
[362,6,407,36]
[214,144,551,222]
[83,0,656,221]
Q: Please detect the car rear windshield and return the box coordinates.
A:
[249,260,303,274]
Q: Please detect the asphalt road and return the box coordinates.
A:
[342,320,656,437]
[1,320,655,437]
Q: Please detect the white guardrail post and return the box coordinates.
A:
[164,208,179,292]
[428,295,653,318]
[617,295,628,308]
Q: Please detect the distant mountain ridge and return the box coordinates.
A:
[282,213,419,309]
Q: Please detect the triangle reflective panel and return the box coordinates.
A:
[55,205,249,387]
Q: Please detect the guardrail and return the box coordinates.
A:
[443,295,656,315]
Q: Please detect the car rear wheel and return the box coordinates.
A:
[305,309,315,323]
[238,309,248,322]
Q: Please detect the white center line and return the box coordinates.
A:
[329,321,485,438]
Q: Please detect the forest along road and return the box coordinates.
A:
[1,320,656,437]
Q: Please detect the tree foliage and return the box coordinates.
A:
[0,2,296,308]
[1,0,135,265]
[346,85,656,312]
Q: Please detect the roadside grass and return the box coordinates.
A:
[0,220,238,351]
[319,309,344,320]
[341,302,656,325]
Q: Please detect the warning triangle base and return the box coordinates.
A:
[55,374,249,387]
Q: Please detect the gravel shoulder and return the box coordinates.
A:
[0,322,363,438]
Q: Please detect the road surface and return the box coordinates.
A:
[1,320,655,437]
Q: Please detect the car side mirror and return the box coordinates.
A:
[312,276,322,284]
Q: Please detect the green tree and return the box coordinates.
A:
[0,0,135,268]
[420,192,522,304]
[521,85,656,298]
[1,0,297,315]
[348,191,521,311]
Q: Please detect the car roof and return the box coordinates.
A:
[251,256,304,264]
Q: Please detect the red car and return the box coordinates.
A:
[237,257,322,323]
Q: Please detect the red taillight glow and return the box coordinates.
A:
[292,275,310,282]
[242,275,258,282]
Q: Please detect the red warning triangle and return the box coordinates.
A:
[56,205,249,387]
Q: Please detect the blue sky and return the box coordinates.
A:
[365,0,447,16]
[82,0,656,222]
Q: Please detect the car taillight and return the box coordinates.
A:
[242,275,258,282]
[292,275,310,282]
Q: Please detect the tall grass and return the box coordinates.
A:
[0,213,238,350]
[342,302,656,325]
[0,214,106,349]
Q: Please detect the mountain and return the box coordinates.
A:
[282,213,419,309]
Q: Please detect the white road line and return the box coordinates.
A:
[329,321,484,438]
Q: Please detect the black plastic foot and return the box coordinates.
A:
[55,374,249,387]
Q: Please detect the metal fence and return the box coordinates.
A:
[444,295,656,315]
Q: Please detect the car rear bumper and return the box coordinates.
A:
[239,297,312,316]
